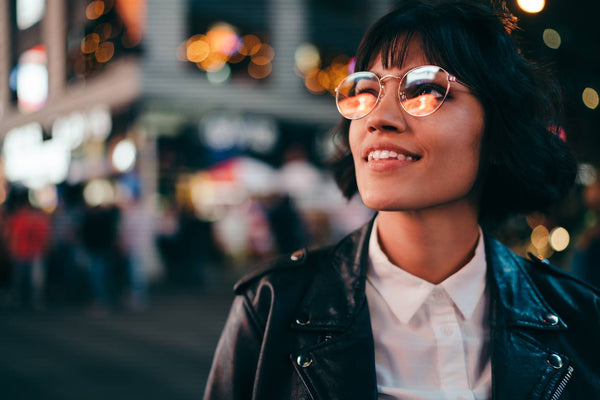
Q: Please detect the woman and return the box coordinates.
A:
[204,1,600,399]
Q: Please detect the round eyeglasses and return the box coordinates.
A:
[335,65,463,119]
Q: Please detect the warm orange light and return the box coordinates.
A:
[115,0,146,47]
[337,93,377,116]
[86,1,105,20]
[251,44,274,65]
[317,70,331,91]
[304,70,325,94]
[81,33,101,54]
[95,41,115,63]
[239,35,262,56]
[517,0,545,13]
[248,61,272,79]
[531,225,550,249]
[402,94,439,115]
[187,37,210,63]
[207,23,241,57]
[198,52,227,72]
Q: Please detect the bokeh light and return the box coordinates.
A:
[86,0,105,20]
[81,33,101,54]
[187,35,211,63]
[531,225,549,249]
[29,185,58,214]
[15,45,48,113]
[517,0,545,13]
[83,179,115,207]
[95,42,115,63]
[542,28,561,49]
[295,43,321,75]
[582,87,599,109]
[248,62,272,79]
[577,163,598,186]
[112,139,137,172]
[207,64,232,85]
[17,0,45,30]
[239,35,262,56]
[251,44,274,66]
[206,23,241,57]
[549,227,570,252]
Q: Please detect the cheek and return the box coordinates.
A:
[348,122,362,160]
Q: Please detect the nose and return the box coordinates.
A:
[365,82,408,134]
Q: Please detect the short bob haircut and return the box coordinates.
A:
[331,0,577,223]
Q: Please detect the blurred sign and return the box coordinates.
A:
[201,113,278,154]
[3,106,113,188]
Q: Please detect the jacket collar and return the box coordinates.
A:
[293,219,373,332]
[293,221,566,332]
[484,236,567,330]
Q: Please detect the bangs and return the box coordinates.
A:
[354,22,452,75]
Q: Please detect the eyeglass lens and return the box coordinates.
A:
[336,66,450,119]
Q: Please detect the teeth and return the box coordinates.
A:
[367,150,418,161]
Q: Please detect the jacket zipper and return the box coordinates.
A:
[549,366,574,400]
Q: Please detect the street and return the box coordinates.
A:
[0,287,234,399]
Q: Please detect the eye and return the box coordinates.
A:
[354,79,380,97]
[405,81,447,99]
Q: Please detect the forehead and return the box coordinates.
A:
[367,38,430,73]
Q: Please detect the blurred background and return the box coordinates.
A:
[0,0,599,398]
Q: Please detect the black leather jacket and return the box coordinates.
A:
[204,222,600,399]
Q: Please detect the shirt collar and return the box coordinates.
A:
[367,218,487,324]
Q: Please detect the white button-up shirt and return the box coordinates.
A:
[366,220,491,400]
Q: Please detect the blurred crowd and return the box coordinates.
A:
[0,171,373,314]
[1,158,599,314]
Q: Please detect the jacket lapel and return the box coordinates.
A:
[290,221,378,400]
[486,238,572,400]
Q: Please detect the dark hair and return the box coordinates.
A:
[330,0,577,223]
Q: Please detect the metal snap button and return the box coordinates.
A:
[543,314,559,326]
[290,249,305,262]
[297,354,313,367]
[547,354,563,369]
[295,313,311,326]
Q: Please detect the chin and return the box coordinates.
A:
[359,192,410,211]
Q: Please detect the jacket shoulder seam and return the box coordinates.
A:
[523,255,600,297]
[233,247,330,294]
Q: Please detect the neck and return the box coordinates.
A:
[375,204,480,284]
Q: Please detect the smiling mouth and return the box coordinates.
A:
[366,150,421,162]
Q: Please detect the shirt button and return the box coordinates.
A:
[442,326,453,336]
[433,290,444,301]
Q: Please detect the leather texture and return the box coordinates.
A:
[204,221,600,400]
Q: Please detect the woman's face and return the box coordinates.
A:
[348,39,486,213]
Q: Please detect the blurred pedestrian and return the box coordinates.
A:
[205,1,600,399]
[118,189,149,311]
[4,189,50,309]
[81,203,120,312]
